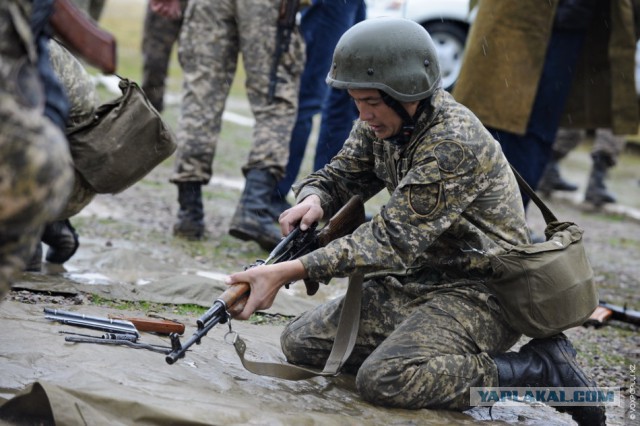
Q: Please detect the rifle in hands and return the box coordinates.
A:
[165,195,366,364]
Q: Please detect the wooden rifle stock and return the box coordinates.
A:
[108,315,186,335]
[50,0,117,74]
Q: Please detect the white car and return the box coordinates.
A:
[365,0,475,90]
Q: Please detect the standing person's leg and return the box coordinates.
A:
[313,0,366,170]
[537,127,583,195]
[585,128,626,205]
[274,0,367,207]
[141,0,186,112]
[229,0,303,250]
[171,0,238,240]
[490,30,587,207]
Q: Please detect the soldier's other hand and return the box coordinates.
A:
[279,195,323,235]
[150,0,182,19]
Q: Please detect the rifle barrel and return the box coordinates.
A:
[166,310,228,364]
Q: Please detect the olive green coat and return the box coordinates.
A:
[453,0,639,136]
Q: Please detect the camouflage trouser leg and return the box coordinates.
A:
[238,0,303,178]
[171,0,302,184]
[553,128,584,158]
[0,95,74,299]
[592,128,626,166]
[141,0,185,112]
[281,279,520,411]
[170,0,240,184]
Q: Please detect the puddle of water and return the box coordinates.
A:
[64,271,114,286]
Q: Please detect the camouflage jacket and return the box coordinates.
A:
[294,88,530,287]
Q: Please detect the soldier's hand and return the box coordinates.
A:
[225,260,306,320]
[279,195,323,235]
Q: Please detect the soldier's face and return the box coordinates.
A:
[348,89,415,140]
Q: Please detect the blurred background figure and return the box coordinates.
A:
[141,0,188,112]
[151,0,304,251]
[537,127,627,206]
[1,0,75,297]
[26,41,101,271]
[453,0,638,209]
[269,0,367,216]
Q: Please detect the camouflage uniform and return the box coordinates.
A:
[0,0,74,297]
[141,0,188,112]
[48,40,99,219]
[170,0,303,183]
[283,88,529,410]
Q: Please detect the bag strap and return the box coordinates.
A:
[509,165,558,224]
[231,272,364,380]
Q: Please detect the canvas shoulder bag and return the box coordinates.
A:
[486,166,598,339]
[66,77,177,194]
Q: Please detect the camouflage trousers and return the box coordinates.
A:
[141,0,187,112]
[170,0,303,183]
[554,128,627,165]
[49,40,98,219]
[281,278,520,410]
[0,1,74,298]
[0,94,74,299]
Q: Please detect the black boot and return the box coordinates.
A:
[585,153,616,206]
[493,333,606,426]
[229,169,282,251]
[538,153,578,196]
[41,220,79,264]
[173,182,205,240]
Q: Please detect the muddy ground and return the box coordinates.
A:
[2,127,639,425]
[1,0,638,422]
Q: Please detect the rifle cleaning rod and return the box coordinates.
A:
[44,308,140,336]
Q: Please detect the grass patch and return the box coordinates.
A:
[86,295,292,326]
[88,294,208,317]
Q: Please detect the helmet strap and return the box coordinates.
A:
[380,91,429,145]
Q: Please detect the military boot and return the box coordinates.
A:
[537,153,578,197]
[229,169,282,251]
[173,182,205,240]
[492,333,606,426]
[41,219,79,264]
[585,153,616,206]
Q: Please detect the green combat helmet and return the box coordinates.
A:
[326,17,441,102]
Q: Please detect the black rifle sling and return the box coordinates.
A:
[232,272,364,380]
